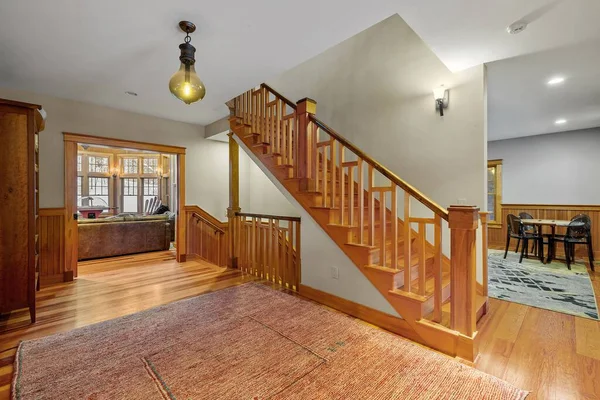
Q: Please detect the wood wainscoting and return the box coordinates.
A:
[489,204,600,258]
[38,208,68,286]
[185,205,228,267]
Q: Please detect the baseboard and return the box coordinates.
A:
[40,273,65,287]
[298,284,420,342]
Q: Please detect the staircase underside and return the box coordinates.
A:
[231,118,487,361]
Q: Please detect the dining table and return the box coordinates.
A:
[521,218,577,263]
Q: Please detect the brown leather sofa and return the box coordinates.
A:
[78,215,171,260]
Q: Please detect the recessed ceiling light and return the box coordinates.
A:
[125,91,138,96]
[547,77,565,85]
[555,118,567,125]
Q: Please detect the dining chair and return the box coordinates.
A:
[552,217,594,271]
[504,214,543,263]
[518,212,538,254]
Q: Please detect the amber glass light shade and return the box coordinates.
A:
[169,63,206,105]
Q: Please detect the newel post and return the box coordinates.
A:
[296,98,317,191]
[227,131,241,269]
[448,205,480,337]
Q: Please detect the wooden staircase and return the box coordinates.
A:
[227,84,488,361]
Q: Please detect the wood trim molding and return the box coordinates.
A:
[298,284,420,342]
[39,208,66,217]
[64,132,188,267]
[502,203,600,211]
[63,132,186,155]
[488,203,600,258]
[184,205,227,228]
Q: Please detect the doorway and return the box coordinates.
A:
[63,133,187,278]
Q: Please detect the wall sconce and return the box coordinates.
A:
[111,167,119,178]
[156,167,164,179]
[433,86,449,116]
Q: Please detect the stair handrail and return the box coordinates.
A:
[236,211,301,222]
[251,83,448,220]
[191,212,226,234]
[307,116,449,221]
[260,83,297,110]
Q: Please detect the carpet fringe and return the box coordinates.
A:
[11,341,24,400]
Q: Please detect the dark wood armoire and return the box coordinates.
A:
[0,98,45,323]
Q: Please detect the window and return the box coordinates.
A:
[77,176,83,196]
[487,160,502,226]
[143,158,158,174]
[123,158,138,174]
[88,177,109,208]
[77,155,82,172]
[88,156,109,173]
[143,178,159,206]
[122,178,138,213]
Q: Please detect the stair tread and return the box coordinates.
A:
[423,294,488,328]
[389,272,451,301]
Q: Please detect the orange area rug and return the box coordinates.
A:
[13,283,528,399]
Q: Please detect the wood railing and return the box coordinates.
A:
[185,205,227,267]
[235,212,301,291]
[231,84,481,337]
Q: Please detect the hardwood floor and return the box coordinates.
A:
[0,251,257,399]
[476,256,600,400]
[1,250,599,399]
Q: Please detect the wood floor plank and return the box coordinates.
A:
[2,250,600,399]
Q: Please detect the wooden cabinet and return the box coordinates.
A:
[0,98,45,323]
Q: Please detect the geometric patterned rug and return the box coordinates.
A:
[12,283,528,399]
[488,249,599,320]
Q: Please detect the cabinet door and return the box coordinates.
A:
[0,108,30,311]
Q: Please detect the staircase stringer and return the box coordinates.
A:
[231,122,475,360]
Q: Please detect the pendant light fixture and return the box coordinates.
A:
[169,21,206,105]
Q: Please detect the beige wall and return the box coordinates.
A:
[267,14,486,211]
[0,87,231,219]
[262,14,487,303]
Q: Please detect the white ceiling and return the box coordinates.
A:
[1,0,599,126]
[487,38,600,141]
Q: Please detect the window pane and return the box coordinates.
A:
[487,167,496,194]
[143,178,159,196]
[77,176,82,196]
[89,177,109,195]
[77,155,82,172]
[143,158,158,174]
[123,178,138,195]
[123,158,138,174]
[89,156,109,173]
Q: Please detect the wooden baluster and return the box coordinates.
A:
[263,220,268,278]
[274,219,280,283]
[268,218,273,280]
[330,139,336,209]
[338,145,345,225]
[245,91,249,125]
[287,224,293,288]
[391,184,398,270]
[251,91,256,133]
[368,165,374,246]
[321,144,327,207]
[276,100,282,156]
[404,192,412,292]
[288,116,294,169]
[252,217,257,275]
[480,211,489,298]
[433,215,443,323]
[262,87,267,144]
[418,222,426,296]
[357,159,364,242]
[295,220,301,290]
[449,206,479,338]
[380,190,387,267]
